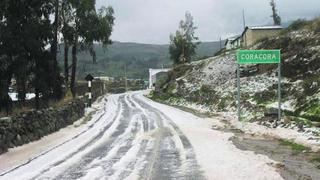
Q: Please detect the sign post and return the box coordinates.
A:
[237,63,241,121]
[277,62,281,126]
[85,74,94,107]
[236,50,281,124]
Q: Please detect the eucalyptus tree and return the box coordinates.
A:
[0,0,62,109]
[60,0,74,84]
[270,0,281,25]
[169,12,200,65]
[0,2,10,112]
[68,0,114,97]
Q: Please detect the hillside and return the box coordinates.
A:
[152,18,320,135]
[57,41,223,80]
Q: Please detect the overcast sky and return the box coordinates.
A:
[96,0,320,44]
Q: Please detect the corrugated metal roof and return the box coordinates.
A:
[249,25,283,30]
[241,25,283,37]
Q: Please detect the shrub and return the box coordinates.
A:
[281,19,308,35]
[311,18,320,33]
[288,19,308,30]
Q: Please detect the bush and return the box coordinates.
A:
[285,19,309,32]
[302,74,320,96]
[311,18,320,33]
[281,18,320,34]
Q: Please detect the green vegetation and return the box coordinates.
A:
[270,0,281,25]
[149,90,176,102]
[57,41,221,79]
[302,74,320,96]
[0,0,62,112]
[279,139,311,154]
[61,1,114,97]
[169,12,200,65]
[295,99,320,122]
[0,0,115,114]
[253,90,276,105]
[281,18,320,34]
[311,154,320,163]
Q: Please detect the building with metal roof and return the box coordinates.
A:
[225,35,241,50]
[241,26,283,47]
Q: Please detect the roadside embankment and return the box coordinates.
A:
[151,18,320,150]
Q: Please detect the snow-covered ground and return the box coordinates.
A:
[8,93,35,101]
[161,97,320,152]
[227,113,320,152]
[160,50,320,151]
[0,91,284,180]
[138,91,283,180]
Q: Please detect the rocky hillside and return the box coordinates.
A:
[152,18,320,133]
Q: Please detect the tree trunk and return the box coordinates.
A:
[17,75,26,107]
[64,44,69,85]
[35,87,40,110]
[0,79,9,113]
[71,44,77,97]
[52,0,59,69]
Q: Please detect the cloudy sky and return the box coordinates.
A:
[96,0,320,44]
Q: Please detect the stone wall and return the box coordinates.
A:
[0,99,85,154]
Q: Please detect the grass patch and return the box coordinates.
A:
[311,154,320,163]
[252,90,276,105]
[51,90,74,108]
[279,139,311,154]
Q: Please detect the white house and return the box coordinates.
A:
[225,35,241,50]
[231,36,241,49]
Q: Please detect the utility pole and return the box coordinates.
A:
[219,36,222,50]
[124,64,128,92]
[242,9,246,29]
[242,9,247,47]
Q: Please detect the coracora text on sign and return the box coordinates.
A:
[241,53,277,61]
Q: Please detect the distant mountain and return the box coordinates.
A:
[57,41,223,80]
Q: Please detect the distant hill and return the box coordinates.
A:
[57,41,223,80]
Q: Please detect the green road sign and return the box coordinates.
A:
[237,50,281,64]
[236,49,282,124]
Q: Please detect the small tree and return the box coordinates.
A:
[169,12,200,65]
[270,0,281,25]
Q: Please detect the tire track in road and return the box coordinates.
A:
[101,94,159,179]
[50,94,151,180]
[30,95,125,180]
[49,95,136,179]
[4,92,205,180]
[130,93,185,179]
[131,93,205,180]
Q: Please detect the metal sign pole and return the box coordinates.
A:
[237,63,241,121]
[88,80,92,107]
[277,61,281,125]
[237,50,281,125]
